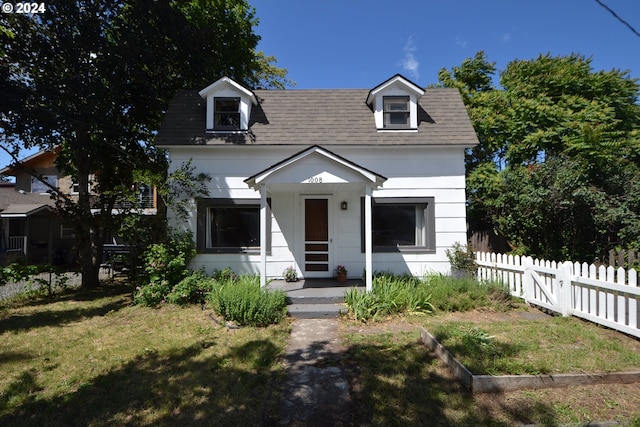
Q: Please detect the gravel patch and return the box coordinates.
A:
[0,270,112,301]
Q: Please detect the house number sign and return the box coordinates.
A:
[307,176,322,183]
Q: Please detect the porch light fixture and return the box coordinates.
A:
[341,201,348,211]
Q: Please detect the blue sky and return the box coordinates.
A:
[2,0,639,171]
[250,0,640,88]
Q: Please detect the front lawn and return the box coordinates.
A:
[341,273,640,425]
[343,316,640,426]
[0,283,290,426]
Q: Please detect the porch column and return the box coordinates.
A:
[24,217,30,260]
[364,184,373,292]
[260,183,267,287]
[47,217,53,265]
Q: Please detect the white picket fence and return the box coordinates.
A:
[475,252,640,339]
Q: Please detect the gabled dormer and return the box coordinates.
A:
[366,74,425,131]
[198,77,258,132]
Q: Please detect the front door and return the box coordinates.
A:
[303,197,331,277]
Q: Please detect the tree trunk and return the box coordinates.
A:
[74,129,103,289]
[80,239,102,289]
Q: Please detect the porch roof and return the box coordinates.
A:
[244,145,387,190]
[0,203,53,218]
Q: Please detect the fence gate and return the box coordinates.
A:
[476,252,640,339]
[523,263,572,316]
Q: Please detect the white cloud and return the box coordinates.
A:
[455,36,468,49]
[502,33,511,42]
[400,36,419,80]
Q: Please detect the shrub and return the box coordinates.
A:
[134,281,171,307]
[211,267,237,283]
[344,273,434,322]
[208,276,287,326]
[166,271,217,306]
[344,273,514,322]
[344,287,380,322]
[142,232,196,288]
[426,274,512,312]
[446,242,476,278]
[135,231,197,307]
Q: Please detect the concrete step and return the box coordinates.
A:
[287,303,347,319]
[286,294,346,305]
[268,279,361,319]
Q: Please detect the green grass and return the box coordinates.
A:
[341,273,640,425]
[343,327,640,426]
[3,274,640,426]
[0,283,290,426]
[428,316,640,375]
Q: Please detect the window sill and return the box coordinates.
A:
[377,128,418,133]
[199,248,270,255]
[205,129,247,134]
[364,246,436,254]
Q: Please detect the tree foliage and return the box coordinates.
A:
[0,0,289,287]
[439,52,640,261]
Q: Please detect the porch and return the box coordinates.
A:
[268,278,364,319]
[245,145,387,291]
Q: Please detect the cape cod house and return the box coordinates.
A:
[155,75,479,290]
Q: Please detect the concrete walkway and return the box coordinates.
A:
[279,318,351,426]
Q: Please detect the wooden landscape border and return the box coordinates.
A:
[419,327,640,394]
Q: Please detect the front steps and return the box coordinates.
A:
[287,302,345,319]
[268,279,362,319]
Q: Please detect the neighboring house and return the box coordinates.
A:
[0,148,157,266]
[0,149,65,265]
[155,74,479,289]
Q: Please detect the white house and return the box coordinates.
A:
[155,74,479,290]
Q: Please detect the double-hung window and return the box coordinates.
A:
[362,197,435,252]
[214,97,241,130]
[383,96,410,129]
[197,198,270,253]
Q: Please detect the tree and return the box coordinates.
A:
[0,0,289,288]
[439,52,640,261]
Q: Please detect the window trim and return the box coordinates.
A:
[196,198,271,254]
[361,197,435,253]
[214,97,241,131]
[383,96,410,129]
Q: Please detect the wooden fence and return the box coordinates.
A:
[606,249,640,270]
[476,252,640,339]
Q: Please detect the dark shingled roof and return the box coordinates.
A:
[154,88,479,147]
[0,185,55,212]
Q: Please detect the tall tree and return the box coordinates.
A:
[439,52,640,261]
[0,0,289,288]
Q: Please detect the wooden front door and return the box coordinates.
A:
[304,198,330,276]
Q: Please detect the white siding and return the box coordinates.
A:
[166,145,468,278]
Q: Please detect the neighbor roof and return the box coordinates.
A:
[0,185,55,217]
[155,87,479,147]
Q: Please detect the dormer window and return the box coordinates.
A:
[366,74,425,131]
[199,77,258,133]
[215,97,241,130]
[383,96,410,128]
